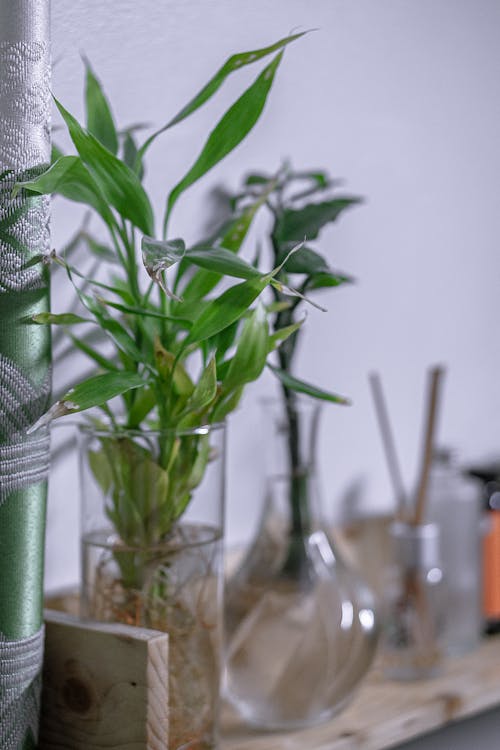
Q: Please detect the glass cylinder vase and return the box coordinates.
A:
[224,398,379,730]
[79,423,225,750]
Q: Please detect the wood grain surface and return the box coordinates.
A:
[40,609,168,750]
[221,636,500,750]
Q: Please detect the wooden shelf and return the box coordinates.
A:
[221,636,500,750]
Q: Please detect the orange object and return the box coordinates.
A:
[483,512,500,619]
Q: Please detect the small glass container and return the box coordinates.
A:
[382,522,445,681]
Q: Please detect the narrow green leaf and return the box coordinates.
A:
[15,156,114,227]
[64,371,146,411]
[305,270,354,290]
[181,185,276,301]
[98,297,191,326]
[223,303,268,391]
[123,131,144,179]
[184,246,261,280]
[164,53,284,234]
[211,386,244,422]
[28,372,146,431]
[138,32,305,159]
[126,386,157,427]
[267,318,305,353]
[31,312,90,325]
[274,197,363,243]
[267,364,350,405]
[68,332,119,372]
[278,245,329,275]
[84,60,119,154]
[186,275,268,345]
[185,358,217,414]
[55,98,154,234]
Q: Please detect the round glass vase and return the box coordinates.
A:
[78,423,225,750]
[224,399,379,730]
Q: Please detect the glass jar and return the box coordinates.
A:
[382,522,445,681]
[79,423,225,750]
[427,449,483,655]
[224,398,379,730]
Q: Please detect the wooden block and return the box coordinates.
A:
[40,609,169,750]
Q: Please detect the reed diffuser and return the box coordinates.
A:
[370,367,447,680]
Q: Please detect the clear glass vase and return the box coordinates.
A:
[224,399,379,730]
[79,423,225,750]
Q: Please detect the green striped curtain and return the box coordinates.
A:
[0,1,51,747]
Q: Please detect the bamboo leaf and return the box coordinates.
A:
[14,156,114,227]
[28,372,146,431]
[68,332,119,372]
[31,312,90,325]
[267,364,350,405]
[84,59,119,154]
[278,245,329,275]
[164,53,284,234]
[184,246,261,280]
[138,32,305,159]
[305,270,354,290]
[186,275,268,345]
[223,303,268,391]
[274,198,362,243]
[141,236,185,299]
[55,98,154,234]
[183,357,217,415]
[267,318,305,353]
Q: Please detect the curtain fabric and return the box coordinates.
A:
[0,1,51,746]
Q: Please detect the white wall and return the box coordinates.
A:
[45,0,500,592]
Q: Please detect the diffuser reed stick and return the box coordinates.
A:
[369,372,407,520]
[413,366,445,525]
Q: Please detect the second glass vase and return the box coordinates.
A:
[224,398,379,730]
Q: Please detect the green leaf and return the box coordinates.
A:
[84,59,118,154]
[164,52,284,234]
[274,198,362,243]
[68,332,119,372]
[267,318,305,353]
[184,246,261,281]
[123,131,144,179]
[31,312,90,325]
[211,386,244,422]
[74,287,144,364]
[305,270,354,290]
[98,297,191,326]
[154,338,194,396]
[126,386,157,427]
[181,192,269,301]
[63,372,146,411]
[186,275,269,345]
[141,236,186,300]
[14,156,114,227]
[55,98,154,234]
[138,32,305,159]
[142,236,186,270]
[183,358,217,415]
[29,372,146,430]
[223,303,268,391]
[279,245,329,275]
[267,364,350,405]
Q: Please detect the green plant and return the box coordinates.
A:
[208,163,362,541]
[15,35,326,548]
